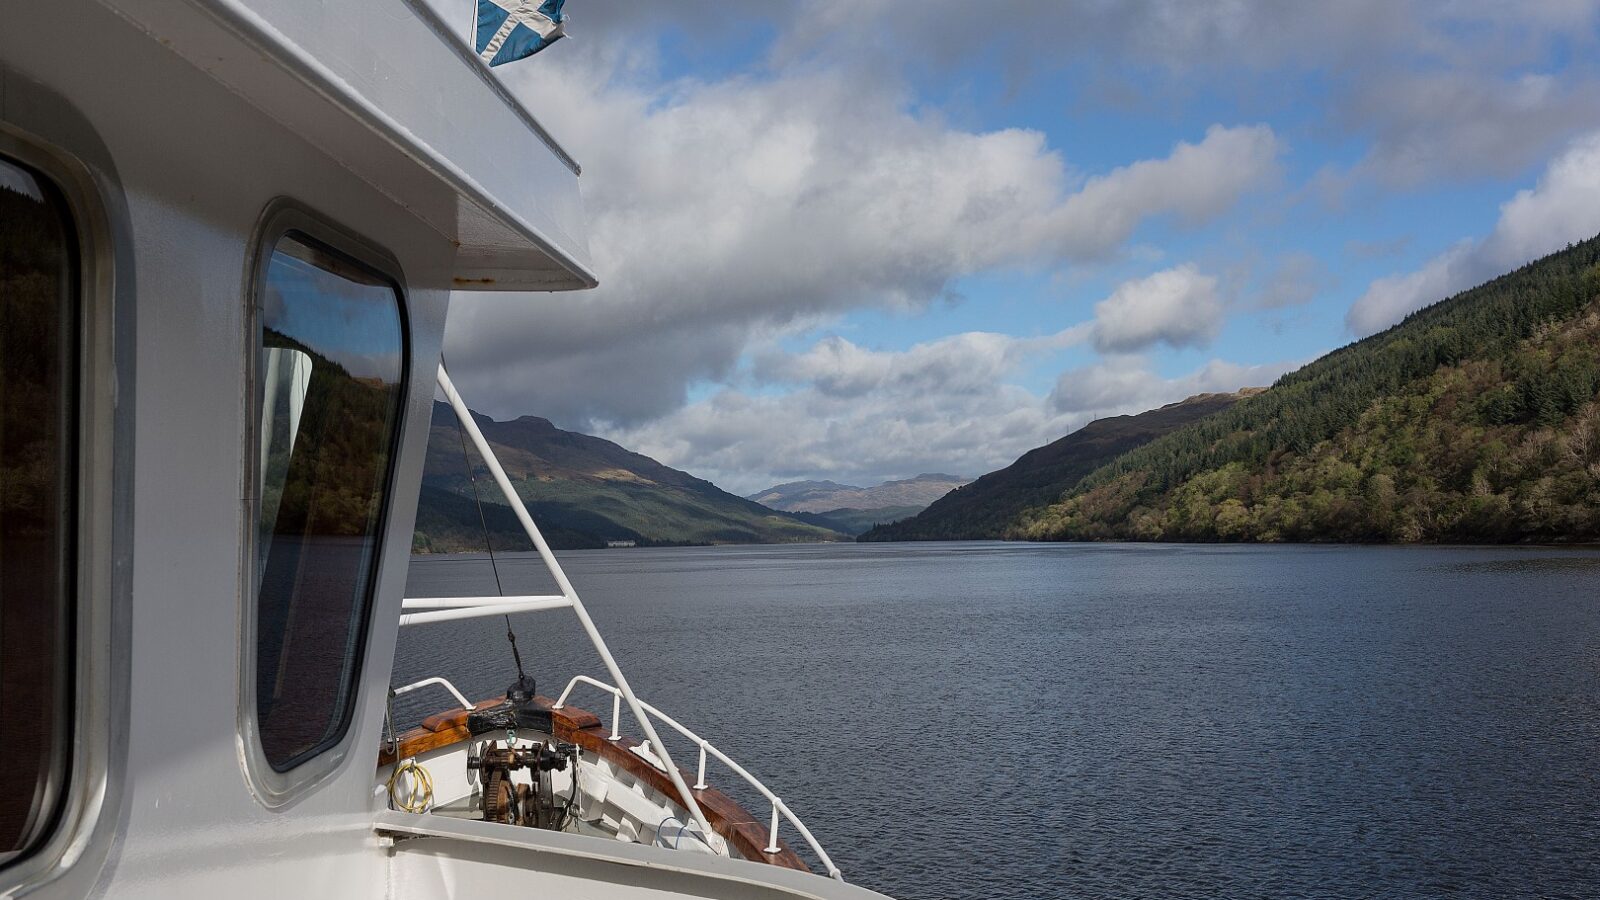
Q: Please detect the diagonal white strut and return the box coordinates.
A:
[430,364,717,843]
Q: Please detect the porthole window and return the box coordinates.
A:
[252,230,406,773]
[0,155,77,865]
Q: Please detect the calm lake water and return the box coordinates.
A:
[396,542,1600,899]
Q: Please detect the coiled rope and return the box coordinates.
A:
[387,758,435,813]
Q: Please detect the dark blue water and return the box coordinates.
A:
[396,542,1600,899]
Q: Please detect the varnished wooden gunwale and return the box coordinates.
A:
[378,695,810,873]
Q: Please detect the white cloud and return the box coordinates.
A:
[1049,357,1295,415]
[1346,242,1476,337]
[1340,71,1600,186]
[752,327,1089,398]
[603,331,1292,494]
[1347,130,1600,335]
[1090,265,1224,353]
[574,1,1596,80]
[770,2,1600,188]
[1491,134,1600,261]
[421,0,1600,494]
[1055,126,1283,259]
[440,42,1282,424]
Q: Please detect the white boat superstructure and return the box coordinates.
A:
[0,1,891,897]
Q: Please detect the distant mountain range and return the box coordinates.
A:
[748,473,969,512]
[870,233,1600,544]
[413,403,845,552]
[859,393,1255,542]
[744,473,969,535]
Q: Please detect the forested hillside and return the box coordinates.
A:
[414,403,843,552]
[859,392,1250,541]
[1013,235,1600,543]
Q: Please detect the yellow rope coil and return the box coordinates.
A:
[387,758,434,813]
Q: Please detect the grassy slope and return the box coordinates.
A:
[859,393,1248,541]
[415,403,842,552]
[1015,235,1600,543]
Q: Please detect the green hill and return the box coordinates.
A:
[413,403,844,552]
[792,505,927,535]
[859,392,1251,542]
[1013,234,1600,543]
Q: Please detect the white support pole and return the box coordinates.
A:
[398,597,574,627]
[392,676,475,711]
[402,594,572,609]
[766,800,781,855]
[436,364,716,842]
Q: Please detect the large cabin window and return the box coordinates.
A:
[0,156,76,864]
[253,231,405,772]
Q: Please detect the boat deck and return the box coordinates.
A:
[380,694,811,871]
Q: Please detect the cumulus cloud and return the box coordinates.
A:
[1491,135,1600,260]
[753,327,1089,398]
[536,2,1600,195]
[1049,357,1297,416]
[1057,126,1283,258]
[605,333,1293,494]
[443,42,1282,424]
[1346,243,1476,338]
[421,0,1600,493]
[1347,130,1600,335]
[1090,265,1224,353]
[769,1,1600,191]
[572,1,1593,75]
[771,1,1547,74]
[1341,71,1600,186]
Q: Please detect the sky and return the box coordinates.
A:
[436,1,1600,496]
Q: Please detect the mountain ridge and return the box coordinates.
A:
[747,472,969,514]
[1012,234,1600,543]
[414,402,845,551]
[859,391,1255,542]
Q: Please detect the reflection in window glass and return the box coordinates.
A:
[0,156,75,864]
[255,232,405,772]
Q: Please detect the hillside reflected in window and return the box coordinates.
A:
[254,232,405,772]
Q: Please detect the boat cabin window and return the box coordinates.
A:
[0,156,76,865]
[253,231,405,772]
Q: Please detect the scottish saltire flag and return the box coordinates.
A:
[476,0,567,67]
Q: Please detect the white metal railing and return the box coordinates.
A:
[392,676,474,711]
[554,675,843,881]
[399,594,572,626]
[391,365,716,846]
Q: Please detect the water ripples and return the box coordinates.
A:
[399,542,1600,899]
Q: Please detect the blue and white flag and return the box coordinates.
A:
[476,0,567,67]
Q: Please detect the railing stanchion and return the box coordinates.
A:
[765,800,781,854]
[695,743,708,790]
[610,692,621,741]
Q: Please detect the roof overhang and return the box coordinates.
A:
[98,0,596,291]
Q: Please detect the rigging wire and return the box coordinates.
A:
[443,358,530,688]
